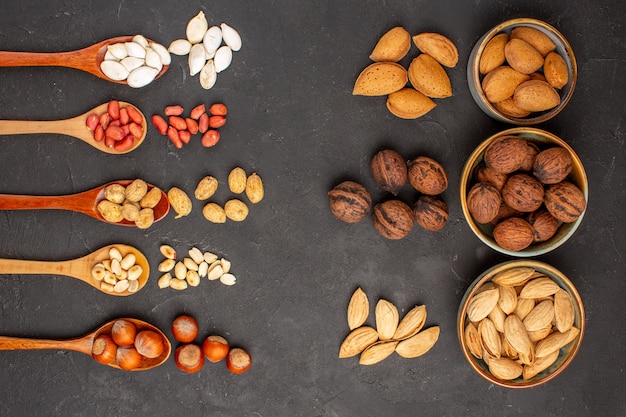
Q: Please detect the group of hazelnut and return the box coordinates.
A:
[328,149,449,240]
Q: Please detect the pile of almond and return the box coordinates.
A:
[339,287,439,365]
[463,266,580,381]
[352,27,458,119]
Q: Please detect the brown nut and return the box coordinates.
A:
[413,195,448,231]
[493,217,535,252]
[467,182,501,224]
[527,209,559,242]
[544,181,586,223]
[372,200,414,240]
[484,135,528,174]
[370,149,407,196]
[533,147,573,184]
[125,179,148,203]
[407,156,448,195]
[140,187,162,209]
[490,202,523,225]
[502,173,544,212]
[328,181,372,223]
[475,163,508,192]
[520,142,540,172]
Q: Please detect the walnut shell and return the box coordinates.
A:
[544,181,586,223]
[370,149,407,195]
[493,217,535,251]
[502,173,544,212]
[484,135,528,174]
[533,147,573,184]
[475,163,508,191]
[490,202,523,225]
[413,196,448,231]
[372,200,414,239]
[520,142,540,172]
[527,209,559,242]
[328,181,372,223]
[467,182,501,224]
[407,156,448,195]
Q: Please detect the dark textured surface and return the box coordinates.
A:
[0,1,624,416]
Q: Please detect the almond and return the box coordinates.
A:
[523,349,559,380]
[339,326,379,358]
[375,299,399,340]
[492,266,535,286]
[523,299,555,332]
[504,314,532,356]
[488,303,506,333]
[386,87,436,119]
[479,33,508,74]
[519,277,560,299]
[412,32,459,68]
[481,66,530,103]
[408,54,452,98]
[347,287,369,330]
[510,27,556,57]
[554,289,575,333]
[395,326,440,358]
[464,322,482,359]
[543,51,569,89]
[392,304,426,340]
[514,297,536,321]
[467,288,499,322]
[369,26,411,62]
[514,79,561,112]
[497,284,518,315]
[353,62,408,96]
[535,327,578,358]
[527,325,552,343]
[478,318,501,359]
[493,97,531,118]
[359,340,398,365]
[504,38,544,74]
[488,357,523,381]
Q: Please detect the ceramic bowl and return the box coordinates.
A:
[467,18,577,125]
[460,127,588,257]
[457,260,585,388]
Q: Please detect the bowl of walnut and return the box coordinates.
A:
[457,260,585,388]
[467,18,577,125]
[460,127,587,256]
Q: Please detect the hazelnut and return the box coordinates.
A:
[502,173,544,212]
[533,147,573,184]
[484,135,528,174]
[544,181,586,223]
[467,182,501,224]
[527,209,559,242]
[328,181,372,223]
[493,217,535,252]
[475,163,508,191]
[520,142,540,172]
[407,156,448,195]
[372,200,414,240]
[413,196,448,231]
[370,149,408,195]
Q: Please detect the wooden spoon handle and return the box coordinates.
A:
[0,119,78,137]
[0,192,97,216]
[0,50,97,72]
[0,335,92,354]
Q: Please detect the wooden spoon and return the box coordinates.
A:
[0,36,169,84]
[0,101,147,155]
[0,244,149,296]
[0,179,170,226]
[0,318,171,371]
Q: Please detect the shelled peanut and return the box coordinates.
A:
[91,247,143,294]
[151,102,227,148]
[85,100,144,152]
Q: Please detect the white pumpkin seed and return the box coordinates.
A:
[214,45,232,73]
[220,273,236,286]
[132,34,149,48]
[168,39,192,55]
[203,26,222,56]
[121,56,144,72]
[220,23,242,52]
[150,42,171,65]
[125,41,147,59]
[144,48,163,72]
[107,43,128,60]
[104,50,117,61]
[189,43,206,76]
[199,60,217,89]
[186,11,209,44]
[127,66,158,88]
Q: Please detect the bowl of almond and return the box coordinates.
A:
[468,18,577,125]
[457,260,585,388]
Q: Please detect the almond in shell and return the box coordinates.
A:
[554,289,575,333]
[492,266,535,286]
[510,27,556,57]
[479,33,508,74]
[504,314,532,356]
[488,357,523,381]
[408,54,452,98]
[386,88,436,119]
[523,349,559,380]
[359,340,398,365]
[375,299,399,340]
[504,38,544,74]
[513,80,561,112]
[523,299,555,332]
[392,305,426,340]
[478,318,501,359]
[412,32,458,68]
[339,326,379,358]
[395,326,440,358]
[481,66,530,103]
[369,26,411,62]
[465,322,482,359]
[514,297,536,321]
[527,325,553,343]
[497,285,518,315]
[466,287,499,322]
[543,51,569,89]
[493,97,531,118]
[519,277,560,299]
[353,62,408,96]
[535,326,579,358]
[347,287,369,330]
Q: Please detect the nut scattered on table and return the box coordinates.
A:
[157,245,236,290]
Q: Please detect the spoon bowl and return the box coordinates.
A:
[0,179,170,226]
[0,318,171,371]
[0,101,147,154]
[0,244,149,296]
[0,36,169,84]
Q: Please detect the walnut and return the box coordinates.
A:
[533,147,573,184]
[467,182,501,224]
[407,156,448,195]
[502,173,544,212]
[413,196,448,231]
[490,202,523,225]
[484,135,528,174]
[493,217,535,251]
[372,199,414,239]
[527,209,559,242]
[370,149,407,195]
[328,181,372,223]
[544,181,586,223]
[475,163,508,191]
[520,142,540,172]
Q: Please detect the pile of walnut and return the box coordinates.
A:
[466,135,586,251]
[353,27,458,119]
[328,149,449,240]
[98,180,162,228]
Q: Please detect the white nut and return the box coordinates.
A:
[186,271,200,287]
[168,39,192,55]
[158,258,176,272]
[184,257,199,271]
[207,264,224,281]
[150,41,171,66]
[169,278,188,290]
[100,60,130,81]
[125,41,147,58]
[132,34,150,48]
[199,60,217,90]
[198,261,209,278]
[203,252,218,263]
[114,279,130,293]
[103,272,117,285]
[220,22,242,52]
[120,254,136,271]
[104,50,117,61]
[220,258,231,274]
[203,26,222,55]
[91,265,106,281]
[160,245,176,260]
[186,11,209,44]
[117,269,128,281]
[157,273,172,289]
[144,47,163,72]
[127,66,158,88]
[100,282,115,292]
[188,247,204,265]
[106,43,128,60]
[109,247,123,261]
[111,259,122,276]
[214,45,232,73]
[174,261,188,280]
[102,259,112,272]
[128,279,139,293]
[127,265,143,281]
[189,43,207,76]
[220,273,236,286]
[121,56,144,72]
